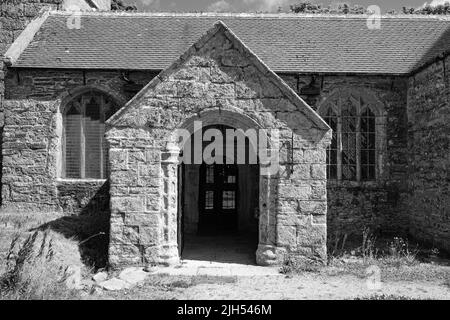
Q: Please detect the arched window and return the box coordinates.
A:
[320,90,381,182]
[62,92,118,179]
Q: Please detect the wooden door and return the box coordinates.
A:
[198,163,238,234]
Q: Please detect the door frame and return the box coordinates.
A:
[170,111,279,265]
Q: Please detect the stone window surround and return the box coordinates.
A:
[55,85,127,180]
[317,88,387,184]
[56,178,107,183]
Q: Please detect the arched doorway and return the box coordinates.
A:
[178,124,260,264]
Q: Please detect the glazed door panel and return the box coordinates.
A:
[199,163,238,234]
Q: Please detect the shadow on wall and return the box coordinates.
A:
[0,124,3,206]
[30,181,111,269]
[411,23,450,72]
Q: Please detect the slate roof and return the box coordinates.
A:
[8,12,450,75]
[107,20,330,130]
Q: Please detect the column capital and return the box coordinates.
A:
[161,143,181,164]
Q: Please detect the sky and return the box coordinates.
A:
[130,0,442,13]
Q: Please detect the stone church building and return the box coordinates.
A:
[0,0,449,267]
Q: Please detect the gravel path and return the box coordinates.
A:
[169,274,450,300]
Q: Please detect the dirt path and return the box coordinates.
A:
[95,269,450,300]
[131,258,450,300]
[170,274,450,300]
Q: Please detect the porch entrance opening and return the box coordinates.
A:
[177,124,260,264]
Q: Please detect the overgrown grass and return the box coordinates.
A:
[0,208,109,267]
[280,255,324,274]
[0,212,63,276]
[281,228,449,282]
[0,229,85,300]
[0,259,82,300]
[0,210,106,300]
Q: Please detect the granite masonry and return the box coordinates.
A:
[0,3,449,267]
[0,0,63,207]
[406,57,450,252]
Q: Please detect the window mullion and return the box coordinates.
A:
[80,97,86,179]
[375,116,380,181]
[80,116,86,179]
[62,118,66,178]
[356,114,361,182]
[100,96,104,179]
[337,116,342,181]
[100,135,104,179]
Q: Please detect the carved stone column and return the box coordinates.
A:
[158,144,181,265]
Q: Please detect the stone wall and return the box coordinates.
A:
[2,68,157,213]
[279,74,410,239]
[0,0,63,206]
[406,57,450,252]
[3,68,411,238]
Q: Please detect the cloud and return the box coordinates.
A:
[243,0,290,12]
[420,0,450,7]
[140,0,160,9]
[207,0,233,12]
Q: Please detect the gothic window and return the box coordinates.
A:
[62,92,118,179]
[320,91,381,182]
